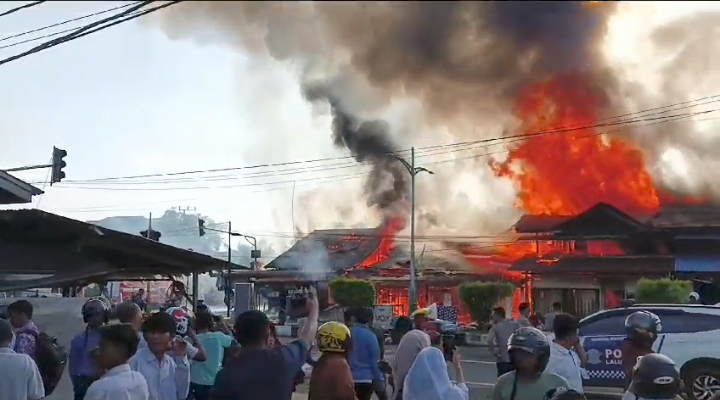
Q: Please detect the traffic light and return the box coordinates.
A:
[198,218,206,237]
[50,146,67,185]
[140,229,162,242]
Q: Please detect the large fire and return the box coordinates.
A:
[490,72,661,217]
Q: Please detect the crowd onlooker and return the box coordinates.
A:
[545,313,587,394]
[390,330,431,400]
[487,306,521,377]
[83,324,149,400]
[0,318,45,400]
[403,346,469,400]
[210,293,318,400]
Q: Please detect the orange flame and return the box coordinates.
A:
[357,217,405,268]
[490,72,661,217]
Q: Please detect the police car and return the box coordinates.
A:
[579,304,720,400]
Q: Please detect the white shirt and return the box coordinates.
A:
[137,334,199,360]
[84,364,150,400]
[0,347,45,400]
[545,341,584,393]
[129,346,190,400]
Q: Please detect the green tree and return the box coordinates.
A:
[329,278,376,307]
[459,282,515,325]
[634,278,692,304]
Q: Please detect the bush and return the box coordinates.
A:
[329,278,376,307]
[634,278,692,304]
[459,282,515,324]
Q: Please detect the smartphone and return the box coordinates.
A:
[442,334,456,361]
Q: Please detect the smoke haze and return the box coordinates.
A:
[150,2,720,238]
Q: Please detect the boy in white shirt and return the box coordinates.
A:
[84,324,149,400]
[130,312,190,400]
[0,318,44,400]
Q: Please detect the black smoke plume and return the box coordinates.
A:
[303,84,409,211]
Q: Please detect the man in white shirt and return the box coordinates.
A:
[0,318,45,400]
[545,313,588,394]
[130,312,190,400]
[85,324,150,400]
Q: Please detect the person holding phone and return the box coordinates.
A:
[211,287,319,400]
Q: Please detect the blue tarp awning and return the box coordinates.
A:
[675,257,720,273]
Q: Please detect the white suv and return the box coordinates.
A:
[578,304,720,400]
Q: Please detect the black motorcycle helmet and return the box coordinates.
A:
[625,311,661,345]
[628,353,681,399]
[508,326,551,372]
[82,298,110,324]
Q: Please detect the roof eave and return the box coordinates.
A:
[0,171,44,204]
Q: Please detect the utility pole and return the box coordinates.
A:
[140,212,161,241]
[389,147,433,314]
[197,218,260,316]
[226,221,232,318]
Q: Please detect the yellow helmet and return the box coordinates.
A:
[316,321,351,353]
[411,308,430,318]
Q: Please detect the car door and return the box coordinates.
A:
[579,309,633,388]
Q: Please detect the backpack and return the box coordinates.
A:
[18,330,67,396]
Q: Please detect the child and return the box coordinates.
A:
[130,312,190,400]
[84,324,149,400]
[189,312,234,400]
[69,298,110,400]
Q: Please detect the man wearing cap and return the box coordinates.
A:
[0,318,45,400]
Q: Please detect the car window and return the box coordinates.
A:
[579,313,627,336]
[658,312,720,334]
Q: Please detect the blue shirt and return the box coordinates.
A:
[69,328,103,379]
[190,331,233,386]
[348,325,384,383]
[129,346,190,400]
[211,341,308,400]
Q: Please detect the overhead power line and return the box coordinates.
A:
[0,1,181,67]
[41,102,720,192]
[0,1,146,50]
[0,1,45,19]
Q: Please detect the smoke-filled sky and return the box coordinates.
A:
[2,1,720,259]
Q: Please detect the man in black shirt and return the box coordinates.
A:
[211,294,319,400]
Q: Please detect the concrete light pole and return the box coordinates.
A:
[389,147,433,314]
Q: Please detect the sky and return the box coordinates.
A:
[2,1,720,262]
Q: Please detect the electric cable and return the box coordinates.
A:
[45,106,720,192]
[0,1,145,48]
[0,1,45,19]
[41,94,720,187]
[0,1,181,67]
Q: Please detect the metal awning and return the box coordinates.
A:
[0,171,44,204]
[675,257,720,273]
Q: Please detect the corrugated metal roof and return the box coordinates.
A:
[265,226,382,272]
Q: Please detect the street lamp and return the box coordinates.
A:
[389,147,433,314]
[198,220,261,317]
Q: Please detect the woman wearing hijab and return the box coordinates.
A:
[390,330,431,400]
[403,347,469,400]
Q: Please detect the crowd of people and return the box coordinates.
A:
[0,294,699,400]
[486,302,686,400]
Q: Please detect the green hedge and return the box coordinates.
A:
[329,278,376,307]
[634,278,692,304]
[459,282,515,324]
